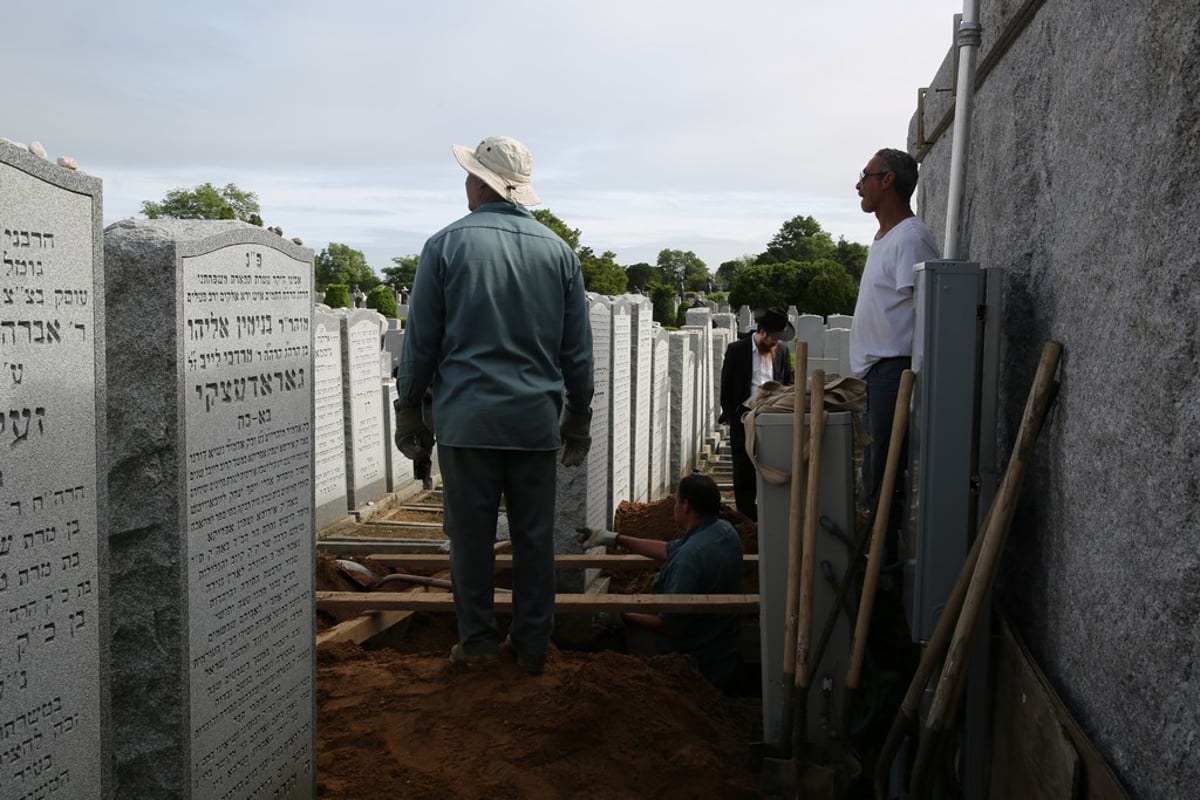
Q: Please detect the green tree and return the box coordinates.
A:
[579,247,627,295]
[315,243,378,292]
[716,255,754,290]
[833,237,869,284]
[366,285,398,317]
[728,259,857,317]
[625,262,662,293]
[656,249,707,290]
[382,254,419,291]
[322,283,350,308]
[532,209,581,251]
[756,215,835,265]
[141,182,263,226]
[648,282,677,327]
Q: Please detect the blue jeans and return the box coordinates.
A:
[864,357,910,560]
[438,445,558,659]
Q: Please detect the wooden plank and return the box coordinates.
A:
[315,591,760,614]
[317,539,448,555]
[361,553,760,571]
[316,610,413,647]
[995,614,1131,800]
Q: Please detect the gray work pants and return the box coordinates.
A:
[437,445,558,659]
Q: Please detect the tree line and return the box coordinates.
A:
[141,183,869,324]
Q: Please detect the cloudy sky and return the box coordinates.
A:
[4,1,960,273]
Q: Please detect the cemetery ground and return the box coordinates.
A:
[312,458,917,800]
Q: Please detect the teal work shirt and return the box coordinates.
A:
[397,201,594,450]
[651,517,744,687]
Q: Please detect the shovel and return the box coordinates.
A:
[334,557,512,593]
[906,341,1062,796]
[843,370,914,732]
[757,343,807,794]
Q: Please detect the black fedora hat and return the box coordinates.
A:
[754,307,795,342]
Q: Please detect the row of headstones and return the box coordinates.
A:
[1,144,317,800]
[0,142,724,799]
[733,305,856,377]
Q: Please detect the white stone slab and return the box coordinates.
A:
[794,313,826,359]
[340,310,387,510]
[313,306,348,530]
[650,325,671,499]
[608,300,632,515]
[824,327,853,377]
[626,295,653,502]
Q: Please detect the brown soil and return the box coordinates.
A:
[314,552,764,799]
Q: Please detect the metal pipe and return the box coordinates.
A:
[942,2,983,259]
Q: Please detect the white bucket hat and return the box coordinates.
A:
[451,135,541,206]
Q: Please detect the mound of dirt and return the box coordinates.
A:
[316,640,762,799]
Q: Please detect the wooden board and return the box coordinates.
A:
[315,591,760,614]
[992,613,1130,800]
[360,553,759,571]
[316,610,413,647]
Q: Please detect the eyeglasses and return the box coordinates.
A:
[858,169,889,182]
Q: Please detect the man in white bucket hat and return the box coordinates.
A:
[395,135,594,675]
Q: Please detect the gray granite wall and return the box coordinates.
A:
[911,3,1200,795]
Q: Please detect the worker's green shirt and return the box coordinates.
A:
[397,201,594,450]
[652,516,744,688]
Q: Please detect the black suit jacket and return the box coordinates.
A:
[719,334,794,425]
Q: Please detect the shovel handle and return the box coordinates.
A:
[779,343,807,753]
[796,370,826,690]
[847,369,914,689]
[907,341,1062,796]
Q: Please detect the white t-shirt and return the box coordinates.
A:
[746,338,775,405]
[849,216,940,377]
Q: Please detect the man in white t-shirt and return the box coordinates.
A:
[849,148,940,560]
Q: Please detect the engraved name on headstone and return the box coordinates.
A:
[0,143,108,800]
[340,309,387,510]
[608,299,632,517]
[627,296,653,502]
[105,219,314,799]
[650,325,671,499]
[313,306,348,530]
[585,296,612,529]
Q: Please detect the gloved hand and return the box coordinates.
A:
[394,403,434,464]
[560,407,592,467]
[576,526,619,549]
[591,610,626,631]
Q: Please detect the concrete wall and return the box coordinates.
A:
[912,3,1199,796]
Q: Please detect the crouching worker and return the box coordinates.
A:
[579,473,744,692]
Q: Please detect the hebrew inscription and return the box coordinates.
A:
[0,157,103,800]
[182,243,313,800]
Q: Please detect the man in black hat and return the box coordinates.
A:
[718,307,795,521]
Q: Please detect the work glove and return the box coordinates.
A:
[591,610,626,631]
[576,526,619,549]
[394,402,434,464]
[560,407,592,467]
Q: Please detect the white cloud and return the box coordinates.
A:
[5,0,962,269]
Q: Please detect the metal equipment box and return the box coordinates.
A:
[905,260,1001,642]
[754,410,855,749]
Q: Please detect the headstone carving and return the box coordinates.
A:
[340,309,387,511]
[0,142,109,800]
[650,325,671,499]
[608,299,632,516]
[627,296,653,503]
[313,306,348,530]
[104,219,315,799]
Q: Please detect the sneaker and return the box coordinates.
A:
[449,644,498,670]
[502,635,545,675]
